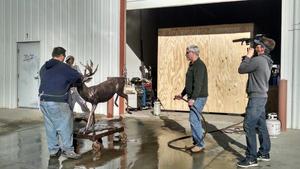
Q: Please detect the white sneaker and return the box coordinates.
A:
[191,146,204,153]
[62,151,81,159]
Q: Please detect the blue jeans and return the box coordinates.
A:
[244,97,271,160]
[40,101,74,154]
[189,97,207,148]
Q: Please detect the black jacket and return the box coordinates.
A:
[181,58,208,99]
[39,59,82,102]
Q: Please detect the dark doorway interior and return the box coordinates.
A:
[126,0,282,97]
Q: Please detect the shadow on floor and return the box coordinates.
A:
[160,115,246,160]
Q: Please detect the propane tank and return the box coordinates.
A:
[153,100,161,116]
[266,113,281,138]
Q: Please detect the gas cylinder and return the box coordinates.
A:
[153,101,161,116]
[266,113,281,138]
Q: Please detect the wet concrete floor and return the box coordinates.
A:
[0,115,276,169]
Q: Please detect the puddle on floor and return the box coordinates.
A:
[0,117,244,169]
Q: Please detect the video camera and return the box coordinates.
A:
[233,34,276,53]
[232,34,265,46]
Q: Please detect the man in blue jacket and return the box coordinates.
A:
[39,47,82,159]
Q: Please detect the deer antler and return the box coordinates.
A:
[90,60,93,68]
[80,60,98,77]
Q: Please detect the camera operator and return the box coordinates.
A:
[237,37,275,167]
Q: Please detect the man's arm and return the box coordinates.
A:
[66,65,83,85]
[238,47,258,74]
[181,88,187,97]
[39,64,46,79]
[238,57,259,74]
[174,88,186,100]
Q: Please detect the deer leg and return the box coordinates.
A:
[118,92,128,103]
[114,95,119,107]
[84,104,97,133]
[118,93,131,114]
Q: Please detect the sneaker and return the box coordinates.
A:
[190,146,204,153]
[62,151,81,159]
[237,158,258,168]
[257,153,271,161]
[49,149,61,158]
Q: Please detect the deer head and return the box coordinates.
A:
[81,60,98,83]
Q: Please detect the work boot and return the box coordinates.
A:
[61,151,81,159]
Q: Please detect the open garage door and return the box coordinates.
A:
[126,0,281,114]
[158,23,253,114]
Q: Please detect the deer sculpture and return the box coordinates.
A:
[77,61,129,133]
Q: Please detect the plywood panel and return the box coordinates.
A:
[158,23,253,114]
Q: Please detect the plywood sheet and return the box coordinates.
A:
[157,23,253,114]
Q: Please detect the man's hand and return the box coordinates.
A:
[174,95,183,100]
[246,48,254,58]
[188,99,195,107]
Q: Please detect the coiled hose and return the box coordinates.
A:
[168,98,243,153]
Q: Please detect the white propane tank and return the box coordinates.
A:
[266,113,281,138]
[153,101,161,116]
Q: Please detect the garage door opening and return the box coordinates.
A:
[126,0,281,114]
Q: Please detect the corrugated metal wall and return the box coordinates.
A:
[281,0,300,129]
[0,0,120,114]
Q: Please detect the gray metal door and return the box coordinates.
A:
[17,42,40,108]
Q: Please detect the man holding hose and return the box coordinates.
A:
[174,44,208,153]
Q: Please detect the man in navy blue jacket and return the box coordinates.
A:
[39,47,82,159]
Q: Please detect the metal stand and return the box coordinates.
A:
[73,115,127,153]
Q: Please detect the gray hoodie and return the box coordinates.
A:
[238,55,273,98]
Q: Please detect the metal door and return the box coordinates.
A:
[17,42,40,108]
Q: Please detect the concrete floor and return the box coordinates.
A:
[0,108,299,169]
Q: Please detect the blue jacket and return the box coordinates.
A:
[39,59,82,102]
